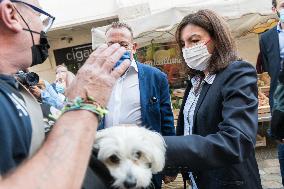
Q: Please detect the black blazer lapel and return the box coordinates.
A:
[176,81,192,136]
[270,27,281,69]
[193,83,211,132]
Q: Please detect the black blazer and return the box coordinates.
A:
[164,61,262,189]
[259,26,282,107]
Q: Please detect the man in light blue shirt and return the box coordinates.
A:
[41,80,65,109]
[30,80,65,110]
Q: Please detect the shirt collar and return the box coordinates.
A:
[277,22,284,33]
[191,75,200,87]
[120,59,138,79]
[204,73,216,84]
[191,73,216,86]
[0,74,19,89]
[130,58,138,73]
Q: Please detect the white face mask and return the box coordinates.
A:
[182,42,211,71]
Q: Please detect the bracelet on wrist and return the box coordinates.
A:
[57,96,108,121]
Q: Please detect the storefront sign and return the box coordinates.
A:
[136,42,187,88]
[152,57,182,66]
[53,43,92,73]
[53,43,92,66]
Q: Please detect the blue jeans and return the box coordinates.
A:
[278,143,284,186]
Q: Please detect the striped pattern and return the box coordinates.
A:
[162,174,192,189]
[183,74,216,136]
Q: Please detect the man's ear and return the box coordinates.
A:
[132,42,138,54]
[0,1,22,32]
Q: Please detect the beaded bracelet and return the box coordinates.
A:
[60,96,108,121]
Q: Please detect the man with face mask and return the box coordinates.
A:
[259,0,284,186]
[99,21,175,188]
[0,0,130,188]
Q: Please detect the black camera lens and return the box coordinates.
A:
[16,71,39,87]
[26,72,39,86]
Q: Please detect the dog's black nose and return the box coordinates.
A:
[123,176,137,188]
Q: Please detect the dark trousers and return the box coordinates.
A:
[152,174,162,189]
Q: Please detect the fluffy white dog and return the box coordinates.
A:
[93,125,166,189]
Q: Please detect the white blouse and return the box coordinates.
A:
[183,74,216,136]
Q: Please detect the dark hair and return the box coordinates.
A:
[176,9,239,77]
[105,22,133,39]
[272,0,277,8]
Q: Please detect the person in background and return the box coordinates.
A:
[256,52,265,74]
[259,0,284,185]
[54,64,75,95]
[163,9,262,189]
[0,0,130,188]
[100,21,176,189]
[30,79,65,109]
[270,67,284,141]
[30,65,75,110]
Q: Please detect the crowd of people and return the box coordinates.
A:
[0,0,283,189]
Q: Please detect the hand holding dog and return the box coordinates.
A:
[65,44,130,107]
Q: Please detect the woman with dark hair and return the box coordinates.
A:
[164,10,262,189]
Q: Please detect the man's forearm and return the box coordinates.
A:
[1,110,98,189]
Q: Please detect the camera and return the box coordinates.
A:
[16,71,39,87]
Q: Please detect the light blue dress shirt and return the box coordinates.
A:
[277,23,284,61]
[41,80,65,110]
[183,74,216,136]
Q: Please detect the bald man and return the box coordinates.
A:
[0,0,129,188]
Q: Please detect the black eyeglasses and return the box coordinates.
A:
[107,41,133,50]
[10,0,55,32]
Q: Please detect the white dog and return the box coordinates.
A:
[94,125,166,189]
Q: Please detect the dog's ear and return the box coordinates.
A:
[93,129,109,149]
[141,128,166,173]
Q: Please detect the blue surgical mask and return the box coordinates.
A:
[55,83,65,94]
[280,9,284,23]
[114,51,131,68]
